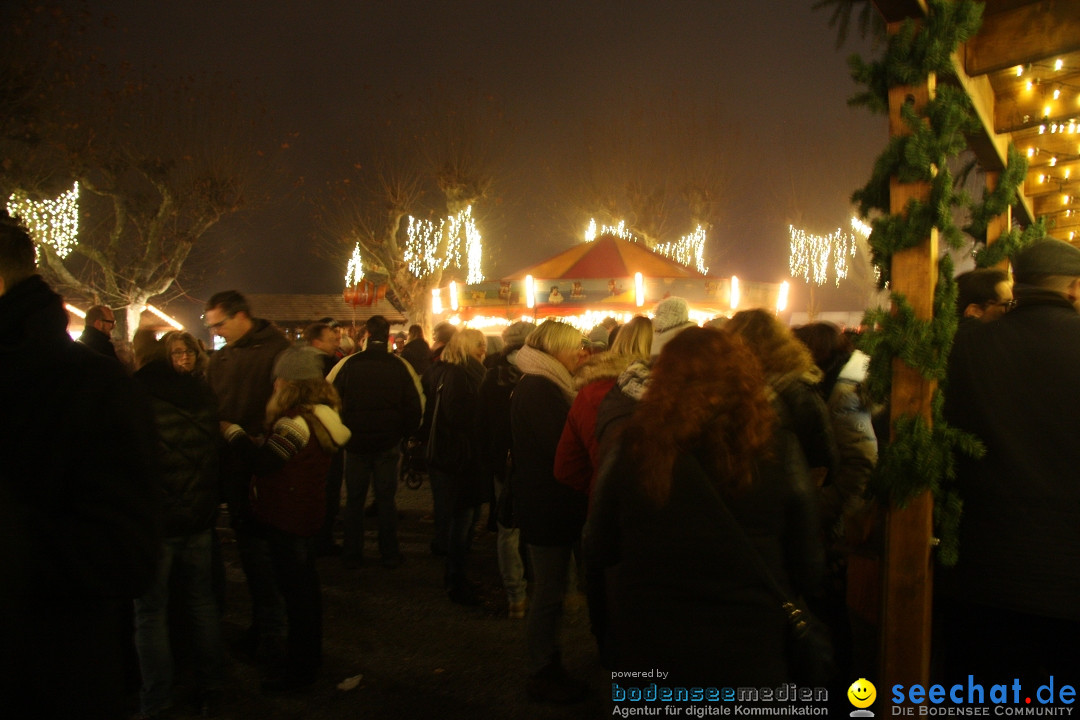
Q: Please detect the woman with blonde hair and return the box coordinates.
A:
[726,309,837,486]
[555,315,653,498]
[510,319,591,703]
[586,327,823,686]
[424,328,489,605]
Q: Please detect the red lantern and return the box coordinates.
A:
[344,280,376,307]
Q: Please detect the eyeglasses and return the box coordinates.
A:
[987,300,1016,311]
[171,349,196,358]
[205,315,232,330]
[101,318,116,326]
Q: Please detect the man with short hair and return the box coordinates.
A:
[304,321,339,376]
[942,238,1080,686]
[1,211,160,717]
[204,290,291,662]
[318,317,345,360]
[205,290,291,433]
[955,267,1014,325]
[78,304,119,360]
[400,323,431,375]
[330,315,424,568]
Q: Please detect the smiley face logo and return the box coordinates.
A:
[848,678,877,709]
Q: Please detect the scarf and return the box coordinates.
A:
[615,359,652,401]
[516,344,577,402]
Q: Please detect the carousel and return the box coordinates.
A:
[429,234,790,334]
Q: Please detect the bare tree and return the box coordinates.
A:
[557,87,730,265]
[1,2,282,338]
[316,83,509,331]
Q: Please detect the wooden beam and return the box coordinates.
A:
[872,0,928,24]
[964,1,1080,76]
[881,74,937,701]
[949,51,1038,225]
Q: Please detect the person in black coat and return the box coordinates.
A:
[0,214,160,718]
[586,327,823,687]
[475,321,535,617]
[940,240,1080,687]
[510,320,590,703]
[424,328,489,604]
[131,332,224,717]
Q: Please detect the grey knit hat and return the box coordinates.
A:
[501,321,536,347]
[273,346,325,381]
[1012,239,1080,282]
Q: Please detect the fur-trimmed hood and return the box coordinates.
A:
[573,352,635,390]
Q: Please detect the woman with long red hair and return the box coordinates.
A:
[585,327,823,686]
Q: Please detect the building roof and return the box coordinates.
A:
[245,293,406,326]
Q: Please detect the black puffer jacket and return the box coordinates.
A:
[135,360,221,537]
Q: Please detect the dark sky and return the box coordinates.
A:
[81,0,886,314]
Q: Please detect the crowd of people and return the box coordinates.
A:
[4,204,1079,717]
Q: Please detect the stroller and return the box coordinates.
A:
[398,436,427,490]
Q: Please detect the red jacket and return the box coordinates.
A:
[554,377,617,498]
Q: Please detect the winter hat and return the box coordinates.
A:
[652,296,690,333]
[587,325,610,350]
[273,346,325,382]
[1012,239,1080,282]
[502,321,536,348]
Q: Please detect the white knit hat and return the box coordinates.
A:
[652,297,690,333]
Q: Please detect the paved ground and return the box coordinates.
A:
[162,477,611,720]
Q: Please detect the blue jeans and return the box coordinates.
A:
[494,476,526,602]
[343,447,402,563]
[526,542,579,673]
[134,530,224,715]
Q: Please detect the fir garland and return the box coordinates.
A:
[848,0,1044,565]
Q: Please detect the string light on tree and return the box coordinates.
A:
[788,224,857,287]
[345,242,364,286]
[583,218,635,243]
[6,182,80,259]
[405,205,484,283]
[654,225,709,274]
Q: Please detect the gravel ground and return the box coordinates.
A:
[164,478,610,720]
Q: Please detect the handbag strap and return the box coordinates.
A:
[699,462,795,607]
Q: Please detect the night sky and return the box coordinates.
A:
[76,0,886,315]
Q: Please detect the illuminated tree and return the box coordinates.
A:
[316,83,508,332]
[788,222,859,318]
[0,3,281,339]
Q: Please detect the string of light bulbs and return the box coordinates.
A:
[6,182,81,259]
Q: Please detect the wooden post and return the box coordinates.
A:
[880,71,937,695]
[986,171,1012,271]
